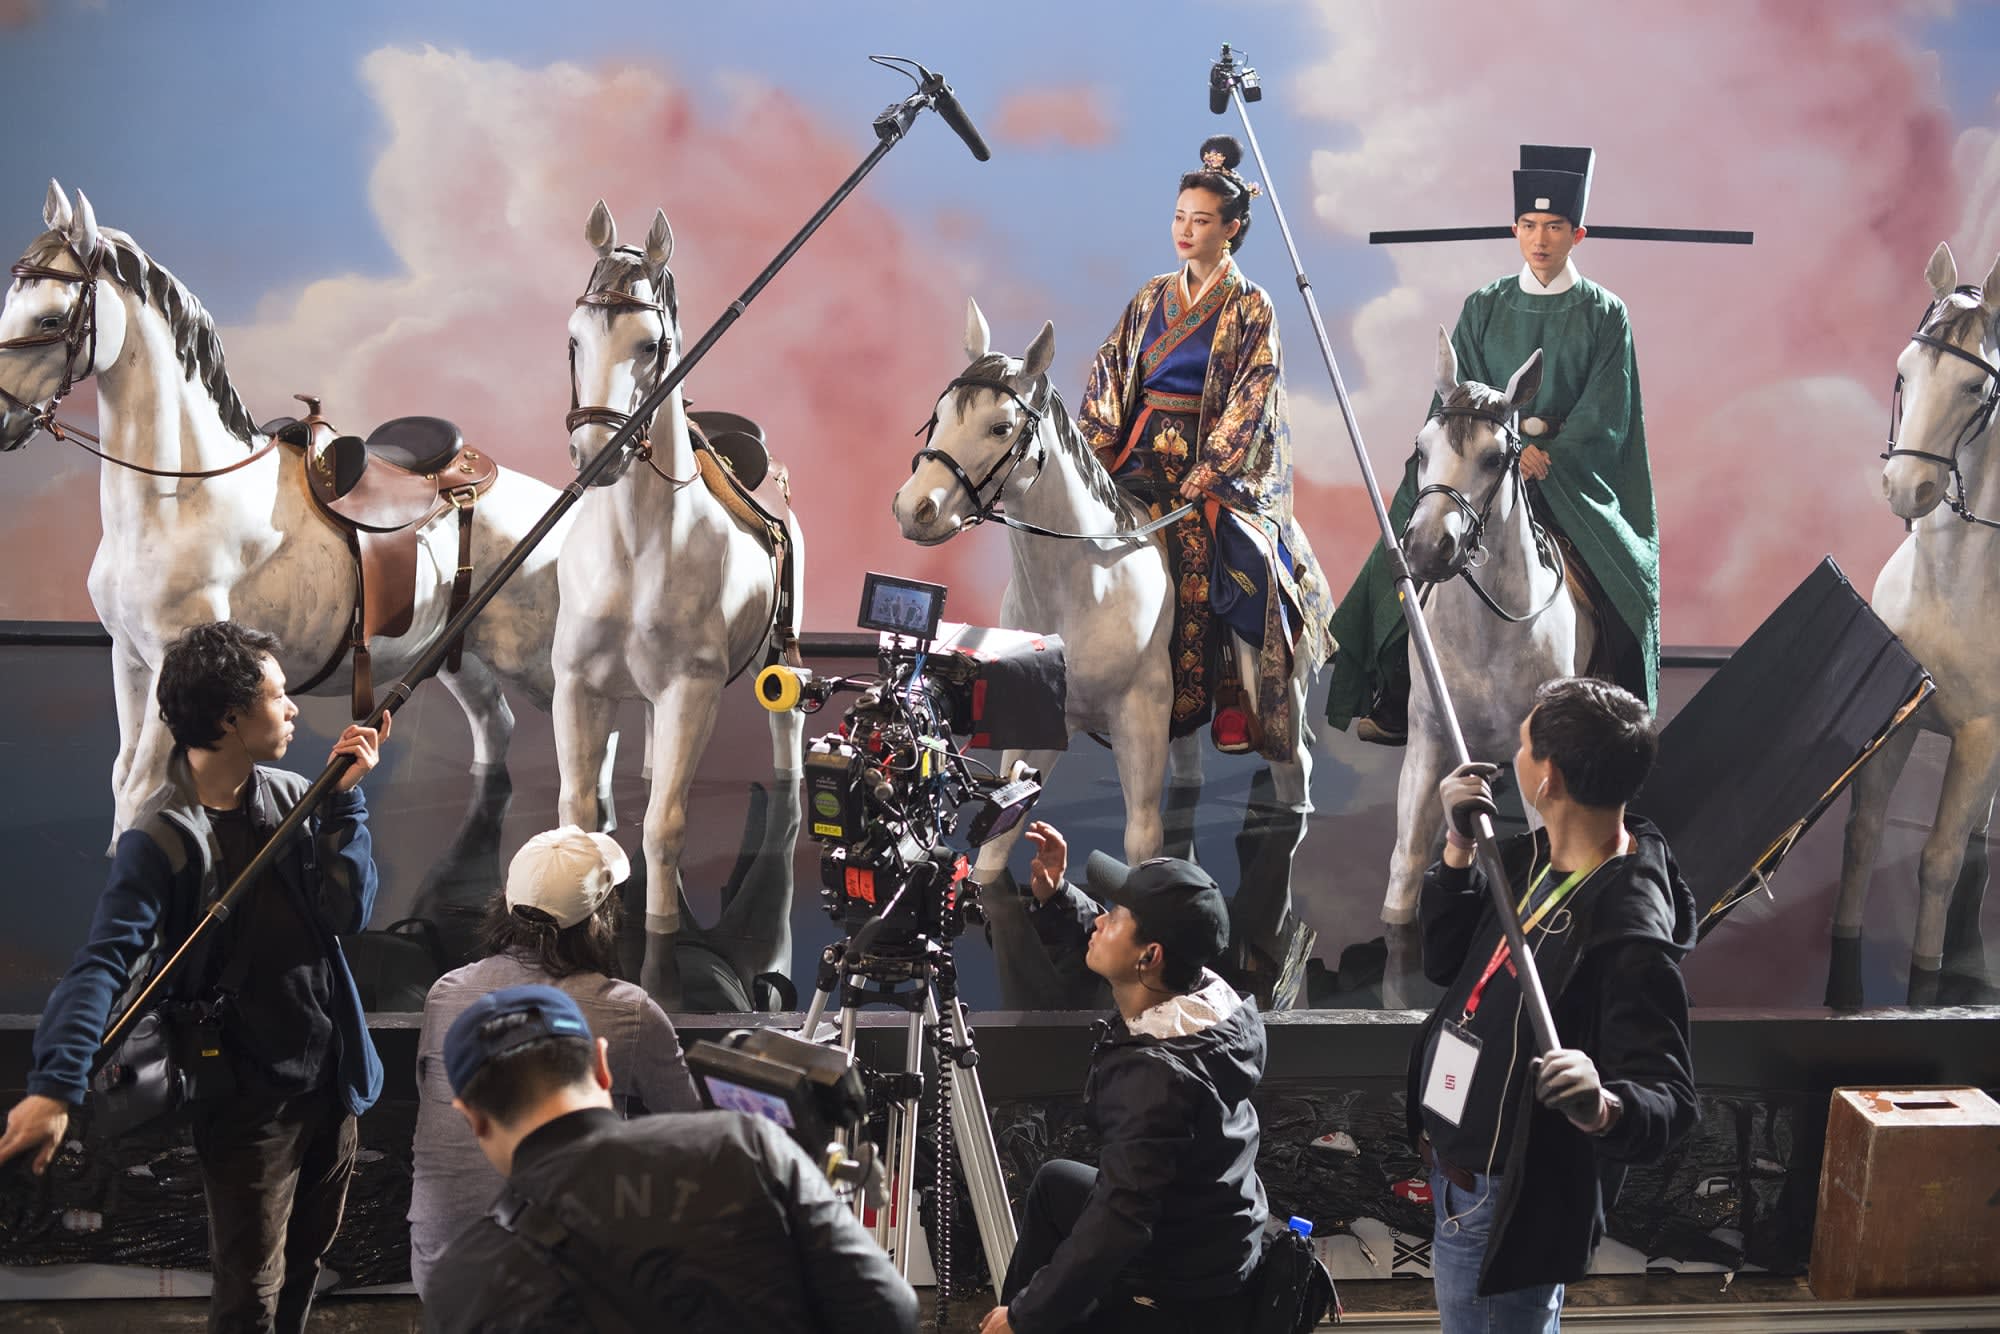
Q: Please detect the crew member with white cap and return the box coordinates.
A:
[406,826,700,1296]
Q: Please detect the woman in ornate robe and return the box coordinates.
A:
[1075,137,1332,763]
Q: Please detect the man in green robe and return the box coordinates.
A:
[1326,145,1659,741]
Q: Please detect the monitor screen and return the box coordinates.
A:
[857,572,946,639]
[701,1074,797,1128]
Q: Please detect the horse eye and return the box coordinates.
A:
[37,315,62,332]
[1485,452,1508,470]
[640,341,661,356]
[990,420,1012,437]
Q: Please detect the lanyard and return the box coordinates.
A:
[1460,861,1592,1022]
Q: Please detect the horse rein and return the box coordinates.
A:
[1410,403,1566,623]
[911,374,1193,542]
[0,240,276,477]
[567,259,692,488]
[1882,286,2000,531]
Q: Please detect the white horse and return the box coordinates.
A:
[552,202,804,993]
[892,302,1313,974]
[0,182,564,839]
[1836,242,2000,997]
[1382,334,1591,924]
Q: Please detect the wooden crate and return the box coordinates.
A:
[1810,1086,2000,1299]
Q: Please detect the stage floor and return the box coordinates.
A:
[0,636,1990,1015]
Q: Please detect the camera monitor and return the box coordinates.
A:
[857,571,946,640]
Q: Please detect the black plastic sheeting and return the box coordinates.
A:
[0,1082,1816,1287]
[992,1079,1816,1276]
[1632,557,1929,934]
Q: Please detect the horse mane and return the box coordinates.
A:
[1435,380,1511,455]
[23,227,259,444]
[582,245,679,331]
[951,352,1129,516]
[1920,291,1995,363]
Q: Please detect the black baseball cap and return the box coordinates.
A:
[1084,850,1230,975]
[444,984,593,1096]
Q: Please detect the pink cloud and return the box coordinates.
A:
[1292,0,1976,644]
[0,0,40,30]
[205,47,1021,629]
[993,87,1115,149]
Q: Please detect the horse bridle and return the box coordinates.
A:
[0,241,100,451]
[567,253,689,486]
[910,374,1192,542]
[1409,402,1566,623]
[0,239,275,477]
[1882,285,2000,531]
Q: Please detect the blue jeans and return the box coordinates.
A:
[1430,1166,1563,1333]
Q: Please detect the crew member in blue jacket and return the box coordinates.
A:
[0,621,389,1334]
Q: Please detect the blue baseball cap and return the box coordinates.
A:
[443,985,593,1096]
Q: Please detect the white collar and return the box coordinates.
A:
[1178,253,1234,306]
[1127,969,1242,1040]
[1518,257,1580,295]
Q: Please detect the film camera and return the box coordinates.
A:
[684,1026,884,1199]
[757,572,1065,947]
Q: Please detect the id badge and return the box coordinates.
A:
[1421,1021,1482,1126]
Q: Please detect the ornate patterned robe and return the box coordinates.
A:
[1077,258,1334,759]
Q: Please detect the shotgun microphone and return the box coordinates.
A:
[922,68,991,161]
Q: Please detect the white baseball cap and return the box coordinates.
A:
[504,826,631,929]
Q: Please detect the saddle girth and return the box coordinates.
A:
[687,413,802,677]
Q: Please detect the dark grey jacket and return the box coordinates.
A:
[422,1107,919,1334]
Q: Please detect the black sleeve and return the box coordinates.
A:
[1027,882,1103,974]
[1588,943,1698,1165]
[765,1122,920,1334]
[1419,858,1488,987]
[1007,1054,1191,1333]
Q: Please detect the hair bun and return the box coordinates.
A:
[1198,135,1244,172]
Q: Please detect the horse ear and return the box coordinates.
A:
[585,199,617,257]
[68,189,99,260]
[43,179,72,234]
[1504,349,1544,410]
[644,208,674,271]
[1019,321,1057,382]
[1433,326,1460,399]
[964,298,992,362]
[1926,241,1958,298]
[1981,253,2000,323]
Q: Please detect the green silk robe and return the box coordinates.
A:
[1324,272,1660,724]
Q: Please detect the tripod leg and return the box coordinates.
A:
[880,1012,926,1277]
[933,992,1018,1299]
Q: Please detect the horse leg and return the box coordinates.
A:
[554,679,618,834]
[1161,734,1204,861]
[1832,722,1920,937]
[106,641,154,842]
[639,675,723,935]
[1383,728,1449,925]
[1911,720,2000,978]
[1111,692,1172,866]
[438,652,515,774]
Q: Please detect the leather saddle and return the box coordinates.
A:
[688,410,802,672]
[262,396,500,717]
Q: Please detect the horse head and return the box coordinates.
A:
[1403,329,1542,583]
[0,181,128,452]
[1882,241,2000,522]
[894,297,1055,544]
[566,199,679,486]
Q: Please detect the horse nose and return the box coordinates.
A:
[569,440,583,470]
[1914,477,1939,511]
[913,496,939,527]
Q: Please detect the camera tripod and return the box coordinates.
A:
[798,932,1016,1315]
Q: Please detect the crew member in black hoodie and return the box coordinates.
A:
[984,827,1267,1334]
[1412,676,1697,1332]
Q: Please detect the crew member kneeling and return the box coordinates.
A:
[985,824,1266,1334]
[1414,678,1697,1332]
[425,985,919,1334]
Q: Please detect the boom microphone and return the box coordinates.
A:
[922,68,992,161]
[1210,43,1235,114]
